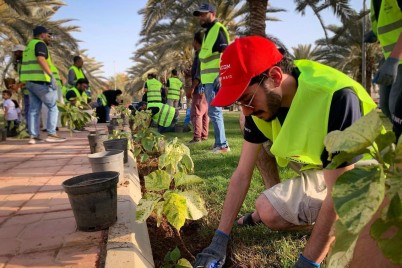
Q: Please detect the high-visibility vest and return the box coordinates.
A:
[50,64,62,88]
[146,78,162,102]
[371,0,402,61]
[147,102,176,127]
[199,22,230,84]
[68,65,85,88]
[20,39,52,83]
[252,60,377,169]
[167,77,182,100]
[98,93,107,106]
[68,87,88,103]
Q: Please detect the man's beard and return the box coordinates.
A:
[264,90,282,122]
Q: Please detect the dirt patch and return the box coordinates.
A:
[96,229,108,268]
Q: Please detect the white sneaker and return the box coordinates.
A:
[28,136,44,144]
[46,134,66,143]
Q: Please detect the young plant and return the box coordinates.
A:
[131,110,165,163]
[108,129,133,151]
[162,247,192,268]
[324,110,402,267]
[136,138,207,257]
[57,101,92,135]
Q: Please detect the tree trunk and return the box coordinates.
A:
[247,0,268,37]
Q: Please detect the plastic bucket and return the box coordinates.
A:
[103,138,128,163]
[88,150,124,179]
[87,133,108,154]
[62,171,119,231]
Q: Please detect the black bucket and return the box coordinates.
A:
[62,171,119,232]
[103,138,128,163]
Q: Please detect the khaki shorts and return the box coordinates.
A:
[263,170,327,225]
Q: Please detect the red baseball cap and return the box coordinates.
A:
[211,36,283,107]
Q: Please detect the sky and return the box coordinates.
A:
[53,1,364,78]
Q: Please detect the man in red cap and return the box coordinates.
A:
[193,36,377,268]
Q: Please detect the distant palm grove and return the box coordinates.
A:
[0,0,382,98]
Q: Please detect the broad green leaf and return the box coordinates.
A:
[145,170,171,191]
[325,110,382,156]
[142,137,154,152]
[374,131,396,153]
[386,174,402,201]
[181,154,194,173]
[140,153,149,163]
[386,194,402,222]
[177,258,192,268]
[159,153,168,168]
[136,195,160,222]
[175,174,204,187]
[326,149,371,169]
[169,247,181,262]
[133,147,141,157]
[327,221,358,268]
[163,192,187,230]
[332,166,384,234]
[371,217,402,265]
[179,190,208,220]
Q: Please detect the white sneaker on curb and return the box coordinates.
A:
[46,134,66,143]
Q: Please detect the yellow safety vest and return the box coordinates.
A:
[253,60,377,168]
[167,77,182,100]
[20,39,53,83]
[68,65,85,88]
[146,78,162,102]
[199,22,230,84]
[98,93,107,106]
[50,64,62,88]
[68,87,88,103]
[147,102,175,127]
[371,0,402,61]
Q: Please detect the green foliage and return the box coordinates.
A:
[131,110,165,162]
[162,247,192,268]
[136,139,207,231]
[17,121,29,139]
[57,101,92,134]
[108,129,133,151]
[325,111,402,267]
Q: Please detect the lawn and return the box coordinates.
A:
[163,111,311,268]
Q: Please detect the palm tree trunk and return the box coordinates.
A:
[247,0,268,37]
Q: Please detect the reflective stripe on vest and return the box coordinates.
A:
[146,79,162,102]
[68,87,88,103]
[20,39,52,82]
[167,77,182,100]
[98,93,107,106]
[371,0,402,60]
[147,102,175,127]
[68,65,85,88]
[199,22,230,84]
[252,60,377,169]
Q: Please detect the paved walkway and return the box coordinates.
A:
[0,128,106,267]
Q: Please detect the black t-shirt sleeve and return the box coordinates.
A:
[243,88,362,168]
[212,27,229,53]
[149,107,159,116]
[34,42,48,58]
[166,79,170,87]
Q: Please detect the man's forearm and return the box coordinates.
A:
[37,56,52,76]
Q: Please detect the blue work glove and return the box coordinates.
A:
[373,57,400,86]
[293,254,320,268]
[364,30,377,43]
[50,75,58,91]
[193,230,229,268]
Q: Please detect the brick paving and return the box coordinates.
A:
[0,128,107,268]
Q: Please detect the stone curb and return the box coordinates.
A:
[105,152,154,267]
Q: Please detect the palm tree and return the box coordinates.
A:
[293,0,354,46]
[291,44,322,60]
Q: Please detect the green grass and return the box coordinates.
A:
[163,111,310,267]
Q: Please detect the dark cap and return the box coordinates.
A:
[193,3,216,16]
[33,26,50,36]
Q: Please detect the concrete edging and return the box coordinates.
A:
[105,152,154,267]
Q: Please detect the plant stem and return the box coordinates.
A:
[173,228,195,260]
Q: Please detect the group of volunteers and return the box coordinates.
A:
[3,26,122,141]
[2,0,401,267]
